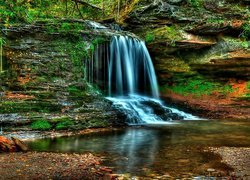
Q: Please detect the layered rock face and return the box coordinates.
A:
[0,21,124,132]
[122,0,250,118]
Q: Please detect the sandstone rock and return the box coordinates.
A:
[0,136,16,152]
[11,137,28,152]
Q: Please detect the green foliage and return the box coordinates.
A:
[145,33,155,43]
[60,23,72,31]
[241,23,250,39]
[187,0,203,7]
[31,119,52,130]
[0,0,118,25]
[241,41,249,49]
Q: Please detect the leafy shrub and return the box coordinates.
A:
[31,119,52,130]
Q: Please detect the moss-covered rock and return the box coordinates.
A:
[0,21,126,132]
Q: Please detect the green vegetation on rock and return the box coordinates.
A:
[187,0,204,8]
[162,76,234,97]
[0,37,3,73]
[51,116,75,130]
[31,119,52,130]
[55,120,74,130]
[144,26,183,46]
[145,33,155,43]
[0,101,61,113]
[241,23,250,39]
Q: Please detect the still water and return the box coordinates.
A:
[27,120,250,178]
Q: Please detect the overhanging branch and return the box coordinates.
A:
[71,0,102,10]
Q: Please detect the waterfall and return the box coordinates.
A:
[85,35,199,124]
[108,36,159,98]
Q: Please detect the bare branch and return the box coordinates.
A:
[71,0,102,10]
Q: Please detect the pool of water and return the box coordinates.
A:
[27,120,250,178]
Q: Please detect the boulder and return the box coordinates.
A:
[11,137,28,152]
[0,136,16,152]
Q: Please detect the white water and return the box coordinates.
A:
[107,95,199,125]
[85,35,200,124]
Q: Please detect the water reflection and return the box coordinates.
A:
[28,120,250,176]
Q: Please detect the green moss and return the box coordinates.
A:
[247,81,250,90]
[145,33,155,43]
[31,119,52,130]
[85,119,110,128]
[45,22,86,36]
[187,0,204,8]
[60,23,71,31]
[67,86,86,97]
[163,76,235,97]
[51,116,75,130]
[55,120,74,130]
[145,26,183,46]
[51,116,73,123]
[0,101,61,113]
[206,18,226,25]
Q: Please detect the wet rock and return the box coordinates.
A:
[207,168,215,172]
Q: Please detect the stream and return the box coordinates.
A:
[27,119,250,178]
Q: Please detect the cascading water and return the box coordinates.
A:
[108,36,159,98]
[85,35,199,124]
